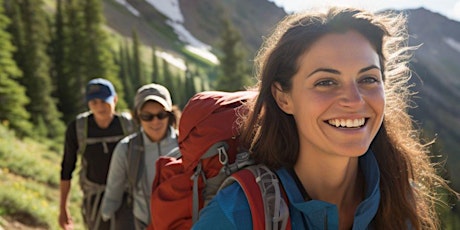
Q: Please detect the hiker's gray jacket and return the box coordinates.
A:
[100,127,179,225]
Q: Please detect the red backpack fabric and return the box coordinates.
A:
[149,91,290,230]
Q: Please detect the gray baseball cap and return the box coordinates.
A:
[134,83,172,112]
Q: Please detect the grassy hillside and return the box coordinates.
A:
[0,124,84,229]
[0,123,459,229]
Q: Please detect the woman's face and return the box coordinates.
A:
[139,101,170,142]
[275,30,385,158]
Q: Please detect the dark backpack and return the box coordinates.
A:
[150,91,290,230]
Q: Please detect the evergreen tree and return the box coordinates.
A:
[131,29,144,89]
[215,16,252,91]
[52,0,126,121]
[118,41,134,108]
[184,63,196,102]
[162,58,175,102]
[0,0,32,137]
[81,0,125,109]
[50,0,76,123]
[60,0,86,117]
[151,44,159,83]
[5,0,65,139]
[172,72,183,106]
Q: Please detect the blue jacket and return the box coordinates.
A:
[192,150,380,229]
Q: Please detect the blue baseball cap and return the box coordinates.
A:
[85,78,116,103]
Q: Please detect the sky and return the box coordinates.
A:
[270,0,460,22]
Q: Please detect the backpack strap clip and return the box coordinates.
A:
[218,146,228,165]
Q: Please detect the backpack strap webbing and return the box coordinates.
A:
[220,165,290,230]
[75,111,134,155]
[191,147,256,224]
[118,112,135,135]
[126,132,144,205]
[76,111,91,156]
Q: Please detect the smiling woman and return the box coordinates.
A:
[192,6,454,230]
[100,83,181,230]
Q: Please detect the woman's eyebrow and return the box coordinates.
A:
[307,68,340,77]
[359,65,380,73]
[307,65,381,77]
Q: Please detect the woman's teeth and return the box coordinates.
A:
[328,118,365,128]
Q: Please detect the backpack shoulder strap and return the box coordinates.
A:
[76,111,92,155]
[220,164,290,230]
[118,112,135,135]
[126,132,144,199]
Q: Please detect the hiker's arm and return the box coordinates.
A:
[192,183,252,230]
[59,180,74,229]
[101,140,129,221]
[59,122,77,229]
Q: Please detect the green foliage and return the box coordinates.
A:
[131,29,145,89]
[162,58,176,102]
[0,173,55,229]
[152,45,160,83]
[0,0,33,137]
[50,0,74,123]
[117,40,135,108]
[5,0,65,139]
[183,65,197,106]
[215,16,253,91]
[50,0,126,122]
[0,124,84,229]
[0,124,60,187]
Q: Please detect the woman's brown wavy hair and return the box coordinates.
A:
[240,6,451,229]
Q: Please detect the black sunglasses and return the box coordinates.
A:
[139,111,170,121]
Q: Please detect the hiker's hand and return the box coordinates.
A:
[59,210,74,230]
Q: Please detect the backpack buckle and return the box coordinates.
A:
[218,146,228,165]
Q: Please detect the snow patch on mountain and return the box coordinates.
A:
[125,0,219,65]
[444,37,460,53]
[145,0,184,23]
[156,51,187,71]
[114,0,140,17]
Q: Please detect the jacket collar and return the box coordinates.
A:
[141,126,177,145]
[276,150,380,229]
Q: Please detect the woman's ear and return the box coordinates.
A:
[271,82,293,114]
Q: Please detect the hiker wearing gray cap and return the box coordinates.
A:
[59,78,135,230]
[101,83,181,230]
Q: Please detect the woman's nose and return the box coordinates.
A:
[339,83,364,108]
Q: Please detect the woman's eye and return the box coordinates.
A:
[359,76,380,84]
[314,79,336,87]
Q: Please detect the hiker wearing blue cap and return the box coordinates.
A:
[59,78,135,230]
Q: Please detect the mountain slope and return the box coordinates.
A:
[179,0,285,54]
[404,8,460,188]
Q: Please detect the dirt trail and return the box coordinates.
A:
[0,216,46,230]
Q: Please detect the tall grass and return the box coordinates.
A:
[0,124,84,229]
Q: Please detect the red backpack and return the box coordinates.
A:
[150,91,290,230]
